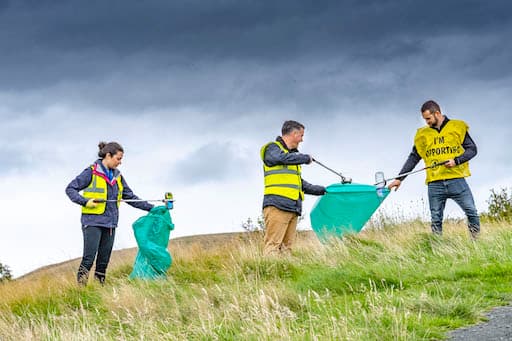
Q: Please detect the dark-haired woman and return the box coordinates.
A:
[66,141,153,285]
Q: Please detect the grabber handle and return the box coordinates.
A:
[93,199,107,203]
[165,192,174,210]
[374,171,386,188]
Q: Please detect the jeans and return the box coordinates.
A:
[427,178,480,235]
[77,226,116,285]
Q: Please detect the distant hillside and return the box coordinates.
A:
[18,230,318,281]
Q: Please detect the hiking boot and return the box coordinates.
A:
[77,270,89,287]
[470,230,479,240]
[469,224,480,240]
[94,272,106,285]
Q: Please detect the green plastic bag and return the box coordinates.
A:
[310,183,389,242]
[130,206,174,279]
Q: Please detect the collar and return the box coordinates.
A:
[431,116,450,132]
[276,136,299,152]
[92,160,120,186]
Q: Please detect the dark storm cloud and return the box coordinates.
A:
[0,0,511,115]
[4,1,510,60]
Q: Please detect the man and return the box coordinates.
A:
[388,100,480,238]
[261,120,326,255]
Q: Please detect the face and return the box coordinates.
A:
[104,151,123,169]
[422,110,442,128]
[288,128,305,149]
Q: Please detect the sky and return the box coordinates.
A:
[1,1,511,277]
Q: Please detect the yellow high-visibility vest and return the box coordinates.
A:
[414,119,471,183]
[82,164,124,214]
[260,141,304,200]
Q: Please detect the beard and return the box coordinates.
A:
[429,117,439,128]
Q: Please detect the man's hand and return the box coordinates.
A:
[444,159,456,168]
[387,179,402,191]
[85,199,98,208]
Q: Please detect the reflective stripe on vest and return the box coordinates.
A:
[82,165,124,215]
[414,119,471,183]
[260,141,304,200]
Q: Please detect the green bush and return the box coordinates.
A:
[0,262,12,282]
[483,188,512,222]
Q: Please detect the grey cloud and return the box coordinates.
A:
[2,1,511,76]
[0,1,511,119]
[169,142,251,185]
[0,148,31,174]
[4,1,510,57]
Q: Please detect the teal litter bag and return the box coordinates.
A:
[310,183,389,242]
[130,206,174,279]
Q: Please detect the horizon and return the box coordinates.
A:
[1,1,511,277]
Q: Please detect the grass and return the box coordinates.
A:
[1,221,512,340]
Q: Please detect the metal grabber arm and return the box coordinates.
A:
[94,192,175,209]
[312,158,352,184]
[374,160,449,188]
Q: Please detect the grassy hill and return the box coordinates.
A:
[17,231,259,281]
[1,221,512,340]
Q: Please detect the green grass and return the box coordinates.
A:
[1,221,511,340]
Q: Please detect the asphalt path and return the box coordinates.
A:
[449,305,512,340]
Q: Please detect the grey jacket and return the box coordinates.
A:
[262,137,325,215]
[66,159,153,228]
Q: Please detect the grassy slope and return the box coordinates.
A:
[1,221,511,340]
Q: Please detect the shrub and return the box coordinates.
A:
[0,262,12,282]
[484,188,512,222]
[241,215,265,232]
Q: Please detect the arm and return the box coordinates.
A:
[121,176,154,211]
[454,133,477,165]
[263,143,311,167]
[396,146,422,181]
[387,146,421,191]
[65,167,93,206]
[302,179,326,196]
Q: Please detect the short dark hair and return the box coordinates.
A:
[421,100,441,114]
[98,141,124,158]
[281,120,305,135]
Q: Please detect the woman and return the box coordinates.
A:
[66,141,153,285]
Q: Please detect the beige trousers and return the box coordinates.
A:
[263,206,298,255]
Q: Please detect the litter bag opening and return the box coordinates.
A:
[310,183,389,242]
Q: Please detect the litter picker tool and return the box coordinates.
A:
[374,160,449,188]
[94,192,175,209]
[312,158,352,184]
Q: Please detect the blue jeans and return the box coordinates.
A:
[427,178,480,235]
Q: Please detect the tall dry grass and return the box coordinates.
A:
[1,221,511,340]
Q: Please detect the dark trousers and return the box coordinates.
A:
[77,226,116,285]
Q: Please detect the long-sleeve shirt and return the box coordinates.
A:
[397,117,477,181]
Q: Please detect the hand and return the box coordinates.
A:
[387,179,401,191]
[444,159,456,168]
[307,155,313,164]
[85,199,98,208]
